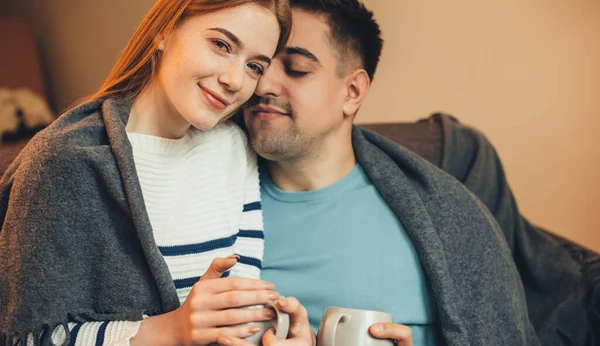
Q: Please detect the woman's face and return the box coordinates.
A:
[157,3,280,131]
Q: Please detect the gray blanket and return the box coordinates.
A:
[2,98,542,345]
[436,114,597,345]
[352,126,539,345]
[0,99,180,345]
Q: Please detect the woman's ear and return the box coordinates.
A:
[154,34,165,50]
[342,69,371,118]
[156,37,165,50]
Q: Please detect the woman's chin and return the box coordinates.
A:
[190,117,221,131]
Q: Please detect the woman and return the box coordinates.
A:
[0,0,291,345]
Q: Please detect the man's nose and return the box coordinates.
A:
[255,61,284,98]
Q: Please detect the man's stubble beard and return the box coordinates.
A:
[247,120,314,162]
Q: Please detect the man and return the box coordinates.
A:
[229,0,593,345]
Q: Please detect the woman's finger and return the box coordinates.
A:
[202,290,280,310]
[200,256,239,281]
[216,334,256,346]
[196,276,275,294]
[196,308,276,327]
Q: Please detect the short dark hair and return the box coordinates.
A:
[291,0,383,80]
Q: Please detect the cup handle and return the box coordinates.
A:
[266,301,290,339]
[321,312,350,346]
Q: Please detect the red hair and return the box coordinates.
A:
[88,0,291,102]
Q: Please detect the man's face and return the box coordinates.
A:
[244,10,350,161]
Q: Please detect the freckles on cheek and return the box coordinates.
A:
[176,55,196,75]
[171,46,204,75]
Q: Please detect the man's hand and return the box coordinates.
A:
[132,256,280,346]
[216,297,316,346]
[369,322,413,346]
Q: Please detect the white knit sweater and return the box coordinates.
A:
[40,122,264,346]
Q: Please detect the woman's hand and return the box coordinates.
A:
[216,297,316,346]
[132,256,280,346]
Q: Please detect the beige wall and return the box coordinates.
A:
[1,1,598,251]
[359,0,600,252]
[0,0,156,110]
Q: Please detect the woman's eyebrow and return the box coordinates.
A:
[208,27,242,47]
[208,27,271,65]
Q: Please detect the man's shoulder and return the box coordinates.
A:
[354,126,494,220]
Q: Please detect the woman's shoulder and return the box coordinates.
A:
[34,99,106,142]
[14,99,114,172]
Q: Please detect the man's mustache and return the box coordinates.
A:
[246,95,294,115]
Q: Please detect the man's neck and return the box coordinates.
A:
[267,130,357,192]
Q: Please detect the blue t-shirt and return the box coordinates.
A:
[260,164,443,345]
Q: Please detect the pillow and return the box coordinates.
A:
[0,87,54,142]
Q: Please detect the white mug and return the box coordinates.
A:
[317,307,394,346]
[209,301,289,346]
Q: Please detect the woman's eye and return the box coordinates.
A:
[212,39,231,53]
[247,63,264,76]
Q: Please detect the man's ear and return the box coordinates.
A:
[342,69,370,118]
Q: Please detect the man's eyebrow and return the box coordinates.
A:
[208,27,271,65]
[208,27,242,47]
[283,46,321,64]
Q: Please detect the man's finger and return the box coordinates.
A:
[261,328,278,345]
[369,323,413,346]
[262,328,293,345]
[200,256,239,281]
[262,327,314,346]
[275,297,314,340]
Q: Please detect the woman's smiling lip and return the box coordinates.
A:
[198,84,231,110]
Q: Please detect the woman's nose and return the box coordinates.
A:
[218,61,244,92]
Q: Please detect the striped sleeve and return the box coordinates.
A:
[231,144,264,279]
[24,320,143,346]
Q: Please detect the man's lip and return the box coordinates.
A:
[250,104,289,115]
[198,85,231,107]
